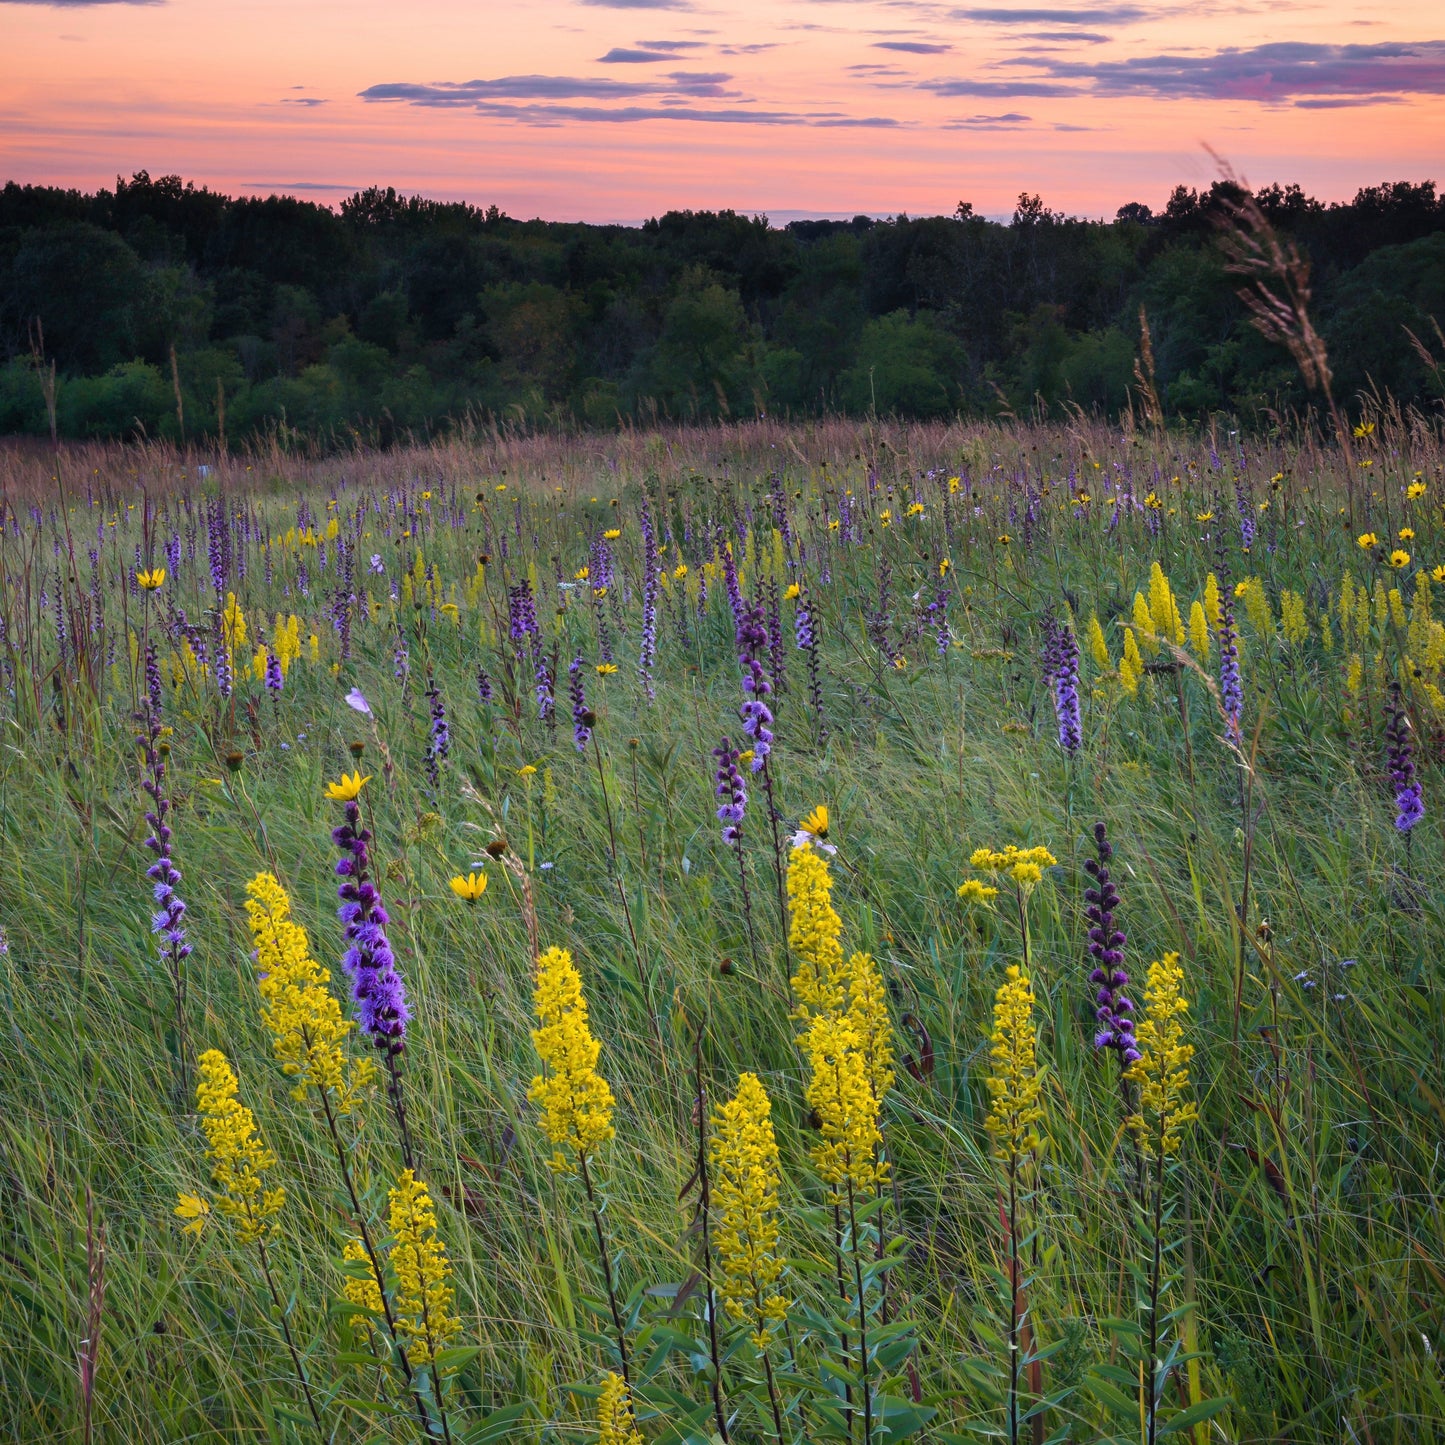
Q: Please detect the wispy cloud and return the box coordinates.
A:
[598,47,675,62]
[1018,39,1445,101]
[1019,29,1110,42]
[950,6,1147,23]
[360,73,737,103]
[873,40,950,53]
[450,101,899,126]
[2,0,161,6]
[945,110,1031,127]
[922,77,1077,96]
[279,97,328,107]
[576,0,692,9]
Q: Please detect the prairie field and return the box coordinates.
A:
[0,415,1442,1444]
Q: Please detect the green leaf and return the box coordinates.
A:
[1157,1397,1233,1435]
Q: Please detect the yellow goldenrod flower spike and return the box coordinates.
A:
[449,871,488,902]
[387,1169,460,1368]
[984,965,1044,1158]
[968,843,1057,890]
[1119,627,1144,695]
[325,771,371,802]
[340,1237,385,1319]
[136,567,167,590]
[528,946,616,1172]
[711,1072,789,1352]
[1126,952,1199,1159]
[787,843,847,1022]
[244,873,373,1111]
[597,1372,643,1445]
[845,950,895,1107]
[957,878,1000,906]
[802,1014,886,1197]
[183,1049,285,1244]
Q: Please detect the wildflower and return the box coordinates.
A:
[788,842,847,1022]
[785,582,801,600]
[449,871,488,902]
[1390,550,1411,570]
[711,1072,789,1350]
[325,771,371,802]
[1407,481,1427,500]
[1358,532,1379,550]
[1083,824,1138,1066]
[969,844,1057,891]
[957,878,999,905]
[1119,627,1143,694]
[1126,953,1198,1158]
[1188,599,1211,661]
[244,872,373,1111]
[174,1193,210,1234]
[984,966,1044,1157]
[602,528,621,541]
[802,1014,885,1197]
[1086,612,1110,671]
[595,662,618,675]
[136,567,166,590]
[1385,682,1424,833]
[1399,527,1415,541]
[736,601,775,773]
[846,948,895,1105]
[1049,617,1082,755]
[792,803,835,853]
[388,1169,460,1368]
[569,657,592,753]
[332,785,409,1057]
[180,1050,285,1244]
[713,736,748,846]
[423,676,450,787]
[597,1373,643,1445]
[528,946,616,1172]
[1218,600,1244,745]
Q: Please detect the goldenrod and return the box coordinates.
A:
[711,1072,789,1350]
[597,1372,643,1445]
[1086,612,1110,671]
[528,946,616,1171]
[244,872,373,1112]
[388,1169,460,1367]
[787,842,847,1022]
[180,1049,285,1244]
[802,1015,885,1197]
[845,950,895,1107]
[1119,627,1144,695]
[1126,952,1199,1159]
[984,966,1044,1158]
[1188,599,1211,661]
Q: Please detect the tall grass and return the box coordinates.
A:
[0,415,1442,1443]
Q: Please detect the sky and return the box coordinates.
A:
[2,0,1442,223]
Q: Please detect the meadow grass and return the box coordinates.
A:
[0,415,1442,1443]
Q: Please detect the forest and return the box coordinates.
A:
[0,171,1442,446]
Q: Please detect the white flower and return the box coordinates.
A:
[790,828,836,855]
[344,688,371,715]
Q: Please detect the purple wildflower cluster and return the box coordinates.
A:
[569,655,592,752]
[424,675,449,787]
[736,601,774,773]
[713,735,748,845]
[332,797,410,1056]
[1218,597,1243,744]
[1041,610,1082,756]
[137,677,191,979]
[639,501,659,700]
[1084,823,1138,1066]
[1386,682,1424,833]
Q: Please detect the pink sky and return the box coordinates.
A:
[2,0,1442,222]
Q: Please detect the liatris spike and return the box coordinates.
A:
[423,676,449,787]
[736,601,774,772]
[138,698,191,1009]
[638,499,659,701]
[1083,823,1139,1066]
[1218,595,1243,744]
[713,736,748,845]
[528,945,616,1172]
[329,776,411,1057]
[711,1072,789,1351]
[569,656,591,753]
[263,647,284,699]
[1052,616,1082,756]
[1385,682,1425,833]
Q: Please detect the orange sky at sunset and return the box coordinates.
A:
[3,0,1442,222]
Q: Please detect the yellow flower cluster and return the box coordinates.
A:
[597,1372,643,1445]
[1086,612,1110,671]
[180,1049,285,1244]
[1119,627,1144,695]
[803,1015,886,1197]
[845,948,895,1104]
[711,1072,789,1351]
[244,872,373,1112]
[1235,577,1274,641]
[1147,562,1185,646]
[222,592,248,651]
[968,844,1057,891]
[388,1169,460,1368]
[528,946,616,1172]
[270,614,303,675]
[1204,572,1222,630]
[1188,599,1211,661]
[984,966,1045,1158]
[956,878,1000,906]
[341,1237,384,1319]
[787,842,847,1021]
[1126,952,1199,1159]
[1280,589,1309,647]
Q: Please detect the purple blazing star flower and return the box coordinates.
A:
[476,667,493,704]
[1083,823,1138,1066]
[736,601,774,772]
[332,799,410,1055]
[264,648,284,699]
[137,698,191,977]
[424,676,449,787]
[1386,682,1424,833]
[639,500,659,701]
[1052,618,1082,757]
[713,735,748,846]
[569,656,591,753]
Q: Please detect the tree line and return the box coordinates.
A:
[0,170,1441,446]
